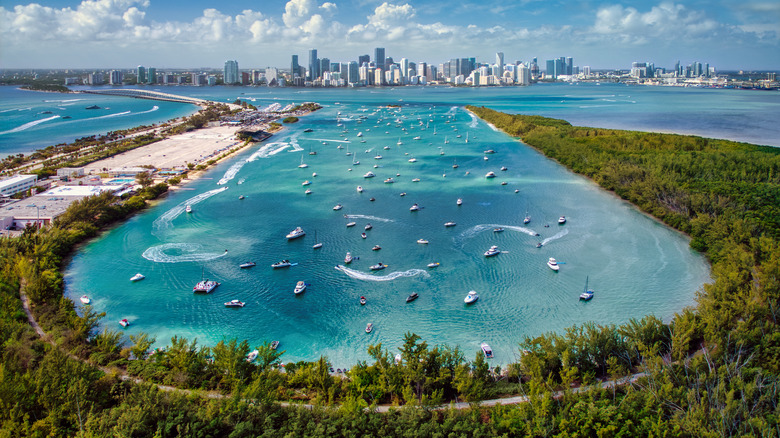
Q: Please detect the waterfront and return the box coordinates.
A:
[62,87,715,367]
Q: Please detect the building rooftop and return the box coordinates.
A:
[2,185,126,221]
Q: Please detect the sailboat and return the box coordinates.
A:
[580,277,594,301]
[308,145,317,155]
[465,132,469,143]
[444,136,449,144]
[298,155,308,168]
[397,137,403,145]
[312,230,323,249]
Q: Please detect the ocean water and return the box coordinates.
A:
[64,93,715,366]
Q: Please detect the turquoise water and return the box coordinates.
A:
[64,95,713,366]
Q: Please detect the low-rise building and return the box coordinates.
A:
[56,167,85,181]
[0,175,37,197]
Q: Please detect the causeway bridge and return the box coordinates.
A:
[79,89,210,105]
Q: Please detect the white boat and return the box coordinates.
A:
[271,260,293,268]
[298,156,308,168]
[185,205,192,213]
[346,221,356,227]
[312,172,318,177]
[360,296,367,305]
[383,145,390,150]
[413,136,421,140]
[408,157,417,163]
[524,215,531,224]
[480,342,493,358]
[224,299,245,307]
[294,281,307,294]
[333,204,343,210]
[270,341,280,350]
[500,166,507,171]
[370,263,386,270]
[427,262,440,268]
[130,273,145,282]
[357,131,363,137]
[193,278,220,293]
[365,323,374,333]
[485,171,496,178]
[286,227,306,239]
[465,132,469,143]
[464,290,479,304]
[344,252,353,264]
[304,189,312,195]
[384,178,394,183]
[363,171,375,178]
[119,318,130,327]
[247,350,259,362]
[417,239,429,244]
[239,262,256,269]
[412,178,421,182]
[397,138,403,145]
[457,198,463,206]
[444,222,456,227]
[484,245,500,257]
[239,195,245,200]
[558,216,567,224]
[312,231,322,249]
[580,276,594,301]
[357,185,364,192]
[302,180,311,186]
[547,257,560,271]
[80,295,91,304]
[364,223,373,230]
[410,203,420,211]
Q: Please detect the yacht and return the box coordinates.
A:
[547,257,560,271]
[464,290,479,304]
[413,136,421,140]
[383,145,390,150]
[558,216,567,224]
[485,171,496,178]
[493,227,504,233]
[333,204,343,211]
[580,277,595,301]
[304,189,312,195]
[384,178,394,183]
[298,156,308,168]
[247,350,259,362]
[372,245,382,251]
[524,215,531,224]
[286,227,306,239]
[185,205,192,213]
[294,281,307,294]
[361,232,367,239]
[480,342,494,358]
[408,157,417,163]
[374,154,383,160]
[346,221,356,227]
[500,166,507,171]
[365,323,374,333]
[224,299,245,308]
[357,185,364,192]
[457,198,463,206]
[370,262,386,270]
[427,262,440,268]
[80,295,91,305]
[302,180,311,186]
[397,138,403,145]
[271,260,293,268]
[484,245,500,257]
[360,296,367,305]
[501,181,507,185]
[406,292,419,302]
[444,222,456,227]
[417,239,429,244]
[357,131,363,137]
[239,262,256,269]
[344,252,353,264]
[119,318,130,327]
[365,223,373,231]
[411,178,421,184]
[130,273,145,282]
[363,171,375,178]
[193,279,220,293]
[270,341,279,350]
[410,203,420,211]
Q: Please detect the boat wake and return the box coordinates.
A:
[541,229,568,245]
[468,112,478,128]
[334,265,429,282]
[142,243,229,263]
[246,142,290,161]
[305,138,351,143]
[218,161,245,185]
[0,107,33,113]
[458,224,538,241]
[287,134,303,152]
[343,214,394,223]
[152,187,228,233]
[0,115,60,135]
[136,105,160,114]
[445,106,458,116]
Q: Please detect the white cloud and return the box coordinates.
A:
[368,2,415,28]
[592,2,719,41]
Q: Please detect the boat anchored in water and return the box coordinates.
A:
[193,269,220,293]
[80,295,91,304]
[457,198,463,206]
[580,277,594,301]
[344,252,354,264]
[333,204,343,210]
[239,262,256,269]
[480,342,494,358]
[484,245,500,257]
[294,281,307,294]
[417,239,429,244]
[271,260,293,268]
[406,292,419,303]
[444,222,456,227]
[130,273,145,282]
[547,257,560,271]
[558,216,567,224]
[360,296,367,305]
[365,323,374,333]
[224,299,245,307]
[357,185,364,192]
[119,318,130,327]
[410,203,420,211]
[464,290,479,304]
[363,171,375,178]
[286,227,306,240]
[427,262,440,268]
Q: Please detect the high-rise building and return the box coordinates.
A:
[266,67,278,86]
[136,66,146,84]
[400,58,410,82]
[291,55,300,78]
[347,61,359,85]
[147,67,156,84]
[374,48,385,72]
[566,57,573,75]
[109,70,123,85]
[224,60,239,84]
[496,52,504,73]
[358,54,370,66]
[308,49,319,80]
[517,63,530,85]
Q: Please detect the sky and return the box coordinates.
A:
[0,0,778,70]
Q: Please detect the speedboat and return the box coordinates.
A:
[365,323,374,333]
[333,204,343,211]
[361,232,367,239]
[294,281,307,294]
[270,341,279,350]
[383,145,390,150]
[408,158,417,163]
[360,296,367,305]
[400,192,406,196]
[558,216,567,224]
[413,136,421,140]
[484,245,500,257]
[484,149,496,154]
[384,178,394,183]
[130,273,145,282]
[427,262,440,268]
[480,342,494,358]
[374,154,383,160]
[239,262,256,269]
[303,128,313,132]
[580,276,594,301]
[304,189,312,194]
[119,318,130,327]
[372,245,381,251]
[457,198,463,206]
[536,242,543,248]
[500,166,507,171]
[410,177,421,183]
[193,279,220,293]
[417,239,429,244]
[485,171,496,178]
[286,227,306,240]
[547,257,560,271]
[247,350,259,362]
[271,260,293,268]
[524,216,531,224]
[185,205,192,213]
[357,186,364,192]
[239,195,245,200]
[344,252,353,264]
[493,227,504,233]
[464,290,479,304]
[444,222,456,227]
[224,299,245,307]
[363,171,375,178]
[80,295,91,304]
[365,223,372,230]
[406,292,419,302]
[302,180,311,186]
[369,197,375,202]
[410,203,420,211]
[484,156,489,161]
[346,221,356,227]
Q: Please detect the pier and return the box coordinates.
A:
[79,89,210,105]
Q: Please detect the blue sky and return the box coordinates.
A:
[1,0,778,70]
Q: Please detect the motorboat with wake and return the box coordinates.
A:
[370,262,386,270]
[464,290,479,304]
[294,281,308,294]
[119,319,130,327]
[493,227,504,233]
[484,245,500,257]
[80,295,91,304]
[558,216,567,224]
[224,299,245,307]
[427,262,440,268]
[286,227,306,240]
[271,260,293,268]
[365,323,374,333]
[547,257,560,271]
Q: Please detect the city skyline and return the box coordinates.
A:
[1,0,779,70]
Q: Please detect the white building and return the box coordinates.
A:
[109,70,123,85]
[0,175,37,197]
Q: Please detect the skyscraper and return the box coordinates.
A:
[224,60,239,84]
[496,52,504,73]
[358,54,370,66]
[400,58,410,82]
[136,66,146,84]
[291,55,300,78]
[109,70,123,85]
[374,48,385,72]
[147,67,156,84]
[308,49,319,81]
[347,61,359,85]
